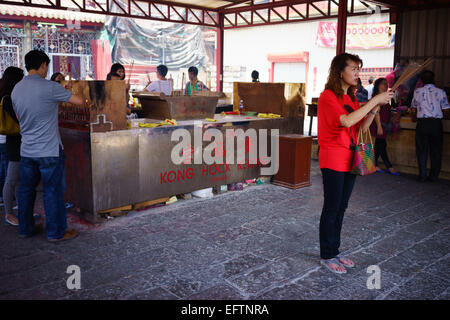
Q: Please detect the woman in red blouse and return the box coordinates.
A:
[318,53,393,274]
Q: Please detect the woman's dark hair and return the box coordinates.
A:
[110,63,124,73]
[0,66,24,97]
[25,50,50,71]
[372,77,387,97]
[324,53,363,102]
[357,78,363,88]
[251,70,259,81]
[110,63,125,79]
[188,66,198,76]
[157,64,168,77]
[50,72,64,82]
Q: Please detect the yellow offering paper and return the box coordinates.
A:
[257,113,281,119]
[138,123,161,128]
[160,119,178,126]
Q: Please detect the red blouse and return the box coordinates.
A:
[317,89,361,172]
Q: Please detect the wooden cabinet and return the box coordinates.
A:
[273,134,312,189]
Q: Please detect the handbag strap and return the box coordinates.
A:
[365,127,373,145]
[356,127,373,145]
[357,127,363,145]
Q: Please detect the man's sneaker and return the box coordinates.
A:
[5,215,19,226]
[48,229,78,242]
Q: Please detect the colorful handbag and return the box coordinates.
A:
[351,128,376,176]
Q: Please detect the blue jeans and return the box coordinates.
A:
[18,147,67,239]
[0,143,8,199]
[319,168,356,259]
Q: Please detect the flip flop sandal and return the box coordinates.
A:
[65,203,74,209]
[386,170,400,176]
[4,217,19,227]
[321,258,347,274]
[336,255,355,268]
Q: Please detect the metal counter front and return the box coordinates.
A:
[59,81,304,222]
[61,115,303,222]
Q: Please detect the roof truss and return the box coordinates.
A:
[0,0,392,28]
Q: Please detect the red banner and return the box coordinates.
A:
[316,21,395,49]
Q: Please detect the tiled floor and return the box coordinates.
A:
[1,160,448,300]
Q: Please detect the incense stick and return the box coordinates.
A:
[181,72,185,96]
[145,71,152,88]
[392,58,433,90]
[169,74,173,96]
[71,62,80,80]
[68,63,72,81]
[127,59,134,87]
[392,64,416,90]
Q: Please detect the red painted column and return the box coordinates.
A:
[215,13,224,92]
[336,0,348,55]
[90,39,112,80]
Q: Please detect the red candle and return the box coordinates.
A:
[68,63,71,74]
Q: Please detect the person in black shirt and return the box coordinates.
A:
[50,72,64,83]
[251,70,259,82]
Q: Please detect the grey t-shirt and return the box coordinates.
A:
[12,74,72,158]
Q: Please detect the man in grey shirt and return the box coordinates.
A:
[12,50,82,241]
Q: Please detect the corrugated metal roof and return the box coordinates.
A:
[397,7,450,87]
[0,4,106,23]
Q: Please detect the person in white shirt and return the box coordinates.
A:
[411,70,450,182]
[145,64,173,95]
[366,76,374,99]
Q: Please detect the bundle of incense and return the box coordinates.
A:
[392,57,433,90]
[169,74,173,96]
[68,63,72,81]
[127,59,134,87]
[71,62,80,80]
[145,71,152,87]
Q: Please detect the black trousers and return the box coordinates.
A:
[374,138,392,168]
[415,118,443,179]
[319,168,356,259]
